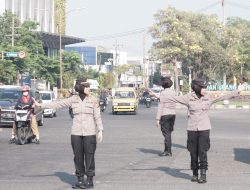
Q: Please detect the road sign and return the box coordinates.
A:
[5,52,19,58]
[18,51,26,58]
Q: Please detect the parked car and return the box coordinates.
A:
[38,90,56,118]
[0,85,44,126]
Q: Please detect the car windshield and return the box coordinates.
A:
[114,91,135,99]
[40,93,51,100]
[0,88,21,101]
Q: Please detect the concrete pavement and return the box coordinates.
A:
[0,104,249,190]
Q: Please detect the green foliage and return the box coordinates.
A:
[0,11,91,89]
[98,72,115,89]
[150,7,250,83]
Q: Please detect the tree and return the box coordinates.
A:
[98,73,115,89]
[149,7,238,82]
[114,64,133,87]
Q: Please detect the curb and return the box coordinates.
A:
[175,105,250,109]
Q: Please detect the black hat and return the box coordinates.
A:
[161,77,173,88]
[74,78,90,92]
[75,78,90,87]
[191,78,207,88]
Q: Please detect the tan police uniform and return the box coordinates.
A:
[156,88,176,155]
[160,90,240,171]
[41,94,103,179]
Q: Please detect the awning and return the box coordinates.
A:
[37,31,85,49]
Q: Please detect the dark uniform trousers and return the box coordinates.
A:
[187,130,210,170]
[71,135,97,177]
[160,115,176,152]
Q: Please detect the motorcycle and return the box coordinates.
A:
[15,105,34,145]
[145,97,152,108]
[99,98,107,112]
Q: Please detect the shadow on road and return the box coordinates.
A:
[137,144,186,155]
[54,172,76,185]
[234,148,250,165]
[137,148,161,155]
[131,167,191,180]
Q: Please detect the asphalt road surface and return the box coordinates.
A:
[0,102,250,190]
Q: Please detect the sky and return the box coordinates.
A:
[66,0,250,57]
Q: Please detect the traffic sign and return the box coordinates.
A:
[18,51,26,58]
[5,52,18,57]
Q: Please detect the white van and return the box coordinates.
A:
[39,90,56,117]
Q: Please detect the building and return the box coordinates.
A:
[65,46,114,73]
[65,46,97,65]
[2,0,56,33]
[0,0,84,58]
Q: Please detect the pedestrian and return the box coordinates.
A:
[159,78,245,183]
[33,78,103,189]
[156,77,176,156]
[9,85,40,144]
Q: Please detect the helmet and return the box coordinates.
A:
[20,85,30,92]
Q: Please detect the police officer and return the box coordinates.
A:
[33,78,103,189]
[156,77,176,156]
[160,78,244,183]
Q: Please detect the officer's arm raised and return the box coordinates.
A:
[161,94,189,106]
[40,97,72,110]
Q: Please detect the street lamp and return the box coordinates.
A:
[59,7,86,92]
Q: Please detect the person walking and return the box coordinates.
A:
[160,78,245,183]
[156,77,176,156]
[33,78,103,189]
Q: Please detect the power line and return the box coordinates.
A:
[197,1,220,12]
[227,1,250,11]
[86,28,148,41]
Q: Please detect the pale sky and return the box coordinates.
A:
[66,0,250,57]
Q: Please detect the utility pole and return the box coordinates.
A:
[142,31,148,88]
[222,0,227,91]
[5,1,20,47]
[174,57,180,95]
[188,66,193,93]
[113,40,123,87]
[113,40,123,66]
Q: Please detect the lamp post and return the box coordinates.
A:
[58,7,86,92]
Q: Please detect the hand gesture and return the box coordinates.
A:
[32,97,41,107]
[97,131,103,143]
[156,120,160,128]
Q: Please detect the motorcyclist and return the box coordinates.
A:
[99,91,107,106]
[9,85,40,144]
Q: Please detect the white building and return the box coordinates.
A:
[1,0,55,33]
[110,50,127,66]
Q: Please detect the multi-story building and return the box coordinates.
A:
[0,0,84,58]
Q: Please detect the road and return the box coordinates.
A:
[0,102,250,190]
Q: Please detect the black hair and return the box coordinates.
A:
[161,77,173,89]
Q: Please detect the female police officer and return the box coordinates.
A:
[159,78,244,183]
[33,78,103,189]
[156,77,176,156]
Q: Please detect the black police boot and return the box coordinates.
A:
[72,175,84,189]
[84,176,94,189]
[158,151,172,156]
[191,169,198,182]
[198,169,207,183]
